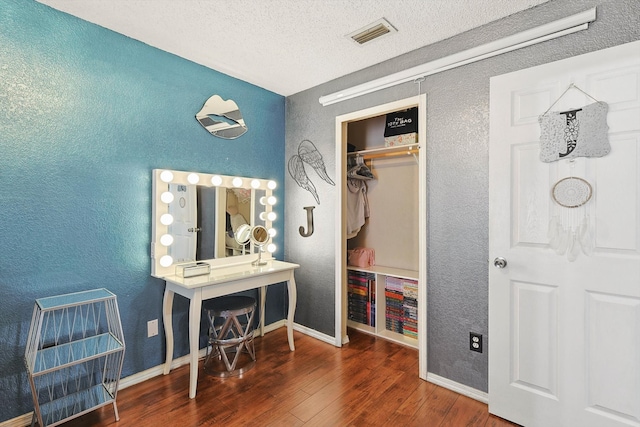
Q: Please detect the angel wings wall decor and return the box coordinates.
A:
[288,139,335,204]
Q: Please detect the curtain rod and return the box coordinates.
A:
[319,8,596,106]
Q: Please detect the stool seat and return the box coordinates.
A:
[203,295,256,377]
[203,295,256,316]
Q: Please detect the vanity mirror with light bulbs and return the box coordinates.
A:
[151,168,278,278]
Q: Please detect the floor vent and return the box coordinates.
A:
[348,18,397,45]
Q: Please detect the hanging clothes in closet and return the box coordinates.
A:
[346,155,374,239]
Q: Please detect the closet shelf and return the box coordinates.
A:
[347,144,418,160]
[347,265,418,281]
[347,266,419,349]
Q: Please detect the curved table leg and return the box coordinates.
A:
[188,291,203,399]
[286,273,297,351]
[162,289,175,375]
[260,286,266,337]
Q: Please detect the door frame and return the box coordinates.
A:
[333,94,428,379]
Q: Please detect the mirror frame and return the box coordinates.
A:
[234,223,253,247]
[151,169,277,278]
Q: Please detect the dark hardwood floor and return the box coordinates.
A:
[64,328,517,426]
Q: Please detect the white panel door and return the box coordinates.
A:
[489,40,640,427]
[168,183,197,262]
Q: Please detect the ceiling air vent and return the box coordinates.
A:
[348,18,397,45]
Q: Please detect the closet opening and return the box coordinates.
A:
[334,95,427,380]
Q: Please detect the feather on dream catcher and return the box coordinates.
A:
[540,84,609,261]
[548,167,594,261]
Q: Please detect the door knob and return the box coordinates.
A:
[493,257,507,269]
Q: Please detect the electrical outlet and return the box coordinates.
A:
[470,332,482,353]
[147,319,159,337]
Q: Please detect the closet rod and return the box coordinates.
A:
[347,144,419,160]
[360,149,418,160]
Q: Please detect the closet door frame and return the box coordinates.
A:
[334,94,427,379]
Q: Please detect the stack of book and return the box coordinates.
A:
[385,276,418,338]
[385,276,404,334]
[402,279,418,338]
[347,270,375,326]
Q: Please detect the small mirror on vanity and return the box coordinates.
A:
[250,225,272,266]
[151,169,278,278]
[233,223,252,250]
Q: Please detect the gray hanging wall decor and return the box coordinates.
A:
[288,140,335,204]
[540,84,607,261]
[195,94,248,139]
[538,84,610,162]
[299,206,315,237]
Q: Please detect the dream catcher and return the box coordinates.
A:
[548,161,594,261]
[541,84,608,261]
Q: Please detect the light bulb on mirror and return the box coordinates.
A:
[268,228,277,237]
[267,180,277,190]
[267,243,276,254]
[260,196,267,206]
[160,214,174,225]
[251,179,261,189]
[160,234,174,246]
[267,212,277,222]
[232,177,243,187]
[160,192,174,204]
[211,175,223,186]
[160,255,174,267]
[187,173,200,184]
[160,170,174,183]
[267,196,277,206]
[259,212,267,221]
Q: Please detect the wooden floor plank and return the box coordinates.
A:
[401,383,460,426]
[485,414,524,427]
[288,362,375,422]
[347,368,422,426]
[390,376,437,418]
[440,394,490,427]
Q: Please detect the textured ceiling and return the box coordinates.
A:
[37,0,550,96]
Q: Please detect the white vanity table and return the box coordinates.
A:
[162,259,299,398]
[151,168,296,398]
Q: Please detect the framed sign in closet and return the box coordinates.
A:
[334,95,427,380]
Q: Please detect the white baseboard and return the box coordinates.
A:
[293,322,336,346]
[0,414,32,427]
[426,372,488,404]
[118,347,208,390]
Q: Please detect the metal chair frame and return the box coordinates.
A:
[204,298,256,377]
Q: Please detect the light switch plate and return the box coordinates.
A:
[147,319,158,337]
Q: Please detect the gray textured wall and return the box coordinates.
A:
[285,0,640,392]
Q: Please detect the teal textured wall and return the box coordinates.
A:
[0,0,285,421]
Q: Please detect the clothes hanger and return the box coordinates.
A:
[347,154,374,180]
[542,83,600,115]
